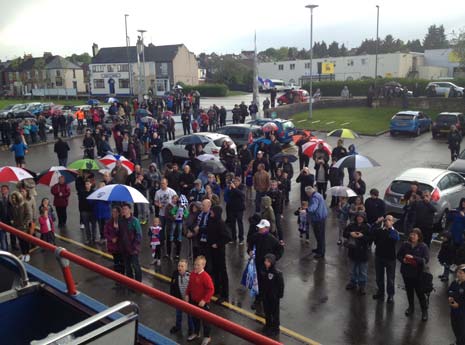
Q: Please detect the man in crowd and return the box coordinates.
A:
[306,186,328,259]
[253,163,271,213]
[119,203,142,282]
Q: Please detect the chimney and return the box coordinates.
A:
[92,43,99,57]
[23,54,33,60]
[43,52,52,59]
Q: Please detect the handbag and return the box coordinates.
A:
[419,270,434,294]
[343,237,357,249]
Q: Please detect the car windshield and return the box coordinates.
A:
[390,180,433,195]
[393,114,414,120]
[437,115,457,123]
[2,105,13,111]
[282,121,295,130]
[214,138,228,147]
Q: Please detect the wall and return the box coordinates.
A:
[424,48,459,77]
[418,65,449,80]
[172,46,199,86]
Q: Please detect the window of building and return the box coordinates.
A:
[117,64,129,72]
[156,79,168,92]
[159,63,168,76]
[93,79,105,89]
[347,59,354,67]
[290,63,295,70]
[304,63,310,69]
[278,64,284,70]
[361,58,367,65]
[73,69,76,78]
[92,65,104,73]
[56,70,61,77]
[55,77,63,87]
[107,65,114,72]
[119,79,130,89]
[8,72,13,81]
[73,81,77,90]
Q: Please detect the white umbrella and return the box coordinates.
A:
[87,184,149,203]
[196,154,218,162]
[327,186,357,197]
[0,166,34,182]
[334,154,380,169]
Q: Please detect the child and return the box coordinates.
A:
[261,253,284,337]
[294,201,310,243]
[185,256,214,344]
[336,196,350,246]
[39,197,56,224]
[438,232,456,282]
[169,259,194,336]
[38,209,55,244]
[169,195,189,260]
[149,217,162,266]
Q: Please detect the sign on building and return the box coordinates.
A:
[322,62,334,75]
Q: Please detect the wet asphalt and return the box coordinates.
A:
[0,120,458,345]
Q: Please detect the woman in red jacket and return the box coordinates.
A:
[50,176,71,228]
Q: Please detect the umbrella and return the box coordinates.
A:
[98,168,111,175]
[182,135,210,146]
[327,128,360,139]
[140,116,155,124]
[68,159,101,171]
[0,166,34,182]
[201,160,226,174]
[87,99,99,106]
[173,84,183,90]
[99,154,135,173]
[87,184,149,204]
[262,122,279,132]
[136,109,151,117]
[107,97,119,104]
[271,153,298,163]
[292,130,313,144]
[196,154,218,162]
[334,154,380,169]
[36,167,78,186]
[162,110,174,117]
[302,140,332,158]
[327,186,357,198]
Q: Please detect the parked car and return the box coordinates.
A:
[161,133,236,162]
[384,168,465,230]
[0,104,15,118]
[432,112,465,138]
[426,82,464,97]
[389,111,432,137]
[14,111,34,119]
[277,89,309,105]
[447,150,465,177]
[247,118,296,144]
[216,124,263,147]
[24,103,43,116]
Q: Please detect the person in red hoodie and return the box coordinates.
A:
[50,176,71,228]
[185,255,214,345]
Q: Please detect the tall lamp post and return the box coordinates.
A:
[124,14,133,97]
[137,29,147,100]
[374,5,380,89]
[305,4,318,120]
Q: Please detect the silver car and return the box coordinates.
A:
[384,168,465,230]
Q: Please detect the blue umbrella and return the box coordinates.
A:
[87,99,99,106]
[249,137,271,157]
[106,97,119,104]
[86,184,149,203]
[271,152,298,163]
[136,108,151,117]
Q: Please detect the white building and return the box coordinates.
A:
[424,48,460,77]
[258,52,449,84]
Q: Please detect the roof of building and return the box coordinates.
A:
[45,56,81,70]
[5,55,55,72]
[91,44,185,64]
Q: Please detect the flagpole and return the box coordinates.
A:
[252,30,260,119]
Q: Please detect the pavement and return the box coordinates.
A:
[0,119,458,345]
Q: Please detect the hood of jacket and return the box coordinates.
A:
[264,253,277,267]
[261,195,272,209]
[211,205,223,220]
[9,191,24,206]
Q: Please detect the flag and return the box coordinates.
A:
[240,251,259,297]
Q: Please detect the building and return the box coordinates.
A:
[258,52,450,85]
[89,43,198,97]
[2,53,86,96]
[424,48,461,77]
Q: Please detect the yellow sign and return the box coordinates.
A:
[385,72,393,78]
[322,62,334,74]
[449,51,460,63]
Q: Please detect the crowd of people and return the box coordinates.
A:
[2,97,465,345]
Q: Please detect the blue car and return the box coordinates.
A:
[247,118,296,144]
[389,111,432,137]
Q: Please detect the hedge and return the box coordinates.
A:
[178,83,229,97]
[302,78,465,97]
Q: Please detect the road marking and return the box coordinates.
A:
[311,120,320,124]
[297,119,306,123]
[325,121,335,125]
[54,232,321,345]
[340,122,350,126]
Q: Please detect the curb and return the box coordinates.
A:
[1,133,85,152]
[296,126,390,137]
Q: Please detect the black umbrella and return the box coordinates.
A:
[271,153,298,163]
[182,135,210,146]
[201,160,226,174]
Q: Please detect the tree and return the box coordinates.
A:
[406,39,424,52]
[451,30,465,67]
[327,41,339,57]
[66,52,92,65]
[423,24,449,50]
[287,47,299,60]
[339,44,348,56]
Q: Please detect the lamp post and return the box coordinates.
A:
[124,14,133,97]
[137,29,147,100]
[305,4,318,120]
[374,5,380,89]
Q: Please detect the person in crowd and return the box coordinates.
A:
[184,255,215,345]
[19,186,37,234]
[344,212,370,295]
[438,232,456,283]
[38,208,55,244]
[185,201,202,262]
[261,253,284,337]
[150,132,163,169]
[10,191,32,262]
[253,163,271,213]
[165,163,181,194]
[349,195,366,222]
[94,182,111,244]
[180,165,195,197]
[104,206,124,277]
[314,158,329,200]
[170,259,195,336]
[336,196,350,246]
[412,190,436,247]
[268,135,281,178]
[347,144,357,181]
[10,136,28,168]
[0,185,12,250]
[296,167,314,202]
[306,186,328,259]
[189,179,206,202]
[205,174,221,198]
[133,173,149,225]
[448,125,462,161]
[203,184,220,206]
[225,176,245,244]
[38,197,55,224]
[364,188,386,227]
[295,200,310,243]
[54,137,70,167]
[119,203,142,282]
[154,178,177,256]
[181,109,191,135]
[448,264,465,345]
[168,195,189,260]
[260,195,276,238]
[111,160,129,185]
[397,228,430,321]
[371,215,399,303]
[267,180,284,243]
[348,171,366,200]
[149,217,162,266]
[78,180,96,244]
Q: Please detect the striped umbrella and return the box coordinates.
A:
[36,166,78,186]
[302,139,332,158]
[86,184,149,203]
[262,122,279,132]
[334,154,380,169]
[327,128,360,139]
[99,154,135,173]
[0,166,34,182]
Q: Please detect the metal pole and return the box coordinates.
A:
[136,37,142,103]
[138,30,147,99]
[125,14,132,97]
[252,30,260,119]
[306,5,318,120]
[374,5,379,89]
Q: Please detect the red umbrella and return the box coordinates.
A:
[292,130,313,144]
[162,110,174,117]
[262,122,279,133]
[0,166,34,182]
[99,154,135,173]
[302,139,332,158]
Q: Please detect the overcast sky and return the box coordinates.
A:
[0,0,464,60]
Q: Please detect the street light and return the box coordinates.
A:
[124,14,133,96]
[305,4,318,120]
[137,29,147,100]
[374,5,380,89]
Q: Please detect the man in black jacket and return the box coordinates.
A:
[364,188,386,226]
[0,185,12,250]
[219,106,227,127]
[268,135,282,178]
[413,190,437,247]
[348,171,366,200]
[54,137,70,167]
[226,177,245,244]
[261,253,284,337]
[448,125,462,161]
[181,109,191,135]
[371,215,400,303]
[267,180,284,243]
[331,139,348,162]
[296,167,315,202]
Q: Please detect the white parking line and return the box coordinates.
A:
[297,119,306,123]
[326,121,335,125]
[312,120,320,124]
[340,122,350,126]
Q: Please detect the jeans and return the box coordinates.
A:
[124,254,142,282]
[112,253,125,275]
[191,303,211,337]
[375,257,396,296]
[182,123,191,135]
[228,210,244,242]
[151,152,162,170]
[81,211,97,243]
[312,220,326,256]
[136,203,149,223]
[58,158,68,167]
[350,260,368,286]
[0,230,8,251]
[176,309,194,333]
[255,191,267,213]
[56,206,67,226]
[316,182,327,199]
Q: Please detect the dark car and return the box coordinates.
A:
[216,124,263,147]
[448,149,465,177]
[14,111,34,119]
[247,118,296,144]
[432,112,465,138]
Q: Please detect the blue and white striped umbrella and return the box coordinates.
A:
[86,184,149,204]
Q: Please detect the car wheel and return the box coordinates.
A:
[415,127,421,137]
[390,131,396,137]
[161,149,173,164]
[457,91,463,97]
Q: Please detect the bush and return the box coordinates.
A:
[180,83,229,97]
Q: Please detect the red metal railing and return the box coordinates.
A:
[0,222,282,345]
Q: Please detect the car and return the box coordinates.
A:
[277,89,309,105]
[447,150,465,178]
[0,104,15,118]
[426,82,464,97]
[384,168,465,231]
[432,112,465,138]
[246,118,296,144]
[14,111,34,119]
[216,124,263,147]
[24,103,43,116]
[389,111,432,137]
[161,133,237,163]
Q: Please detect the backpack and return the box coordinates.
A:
[419,271,434,295]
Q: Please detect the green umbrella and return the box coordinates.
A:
[68,159,101,170]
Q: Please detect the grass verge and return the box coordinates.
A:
[0,98,84,109]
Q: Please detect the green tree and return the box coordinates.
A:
[287,47,299,59]
[451,30,465,66]
[327,41,339,57]
[423,24,449,49]
[406,39,424,52]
